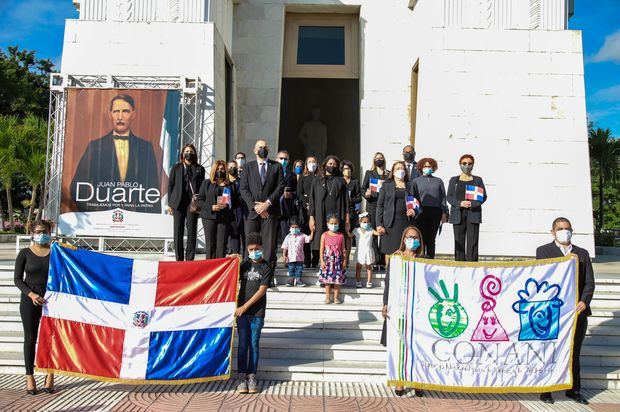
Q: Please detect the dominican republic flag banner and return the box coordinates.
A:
[406,195,421,213]
[386,254,578,393]
[36,243,239,384]
[369,178,384,193]
[465,185,485,201]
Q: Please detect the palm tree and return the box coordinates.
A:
[0,115,20,231]
[16,115,47,231]
[589,126,620,233]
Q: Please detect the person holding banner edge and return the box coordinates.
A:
[446,154,487,261]
[167,144,205,261]
[14,220,55,395]
[537,217,595,405]
[381,226,425,397]
[198,160,238,259]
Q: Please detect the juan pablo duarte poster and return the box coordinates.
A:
[386,254,578,392]
[59,89,180,237]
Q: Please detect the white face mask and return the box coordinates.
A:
[394,169,406,180]
[555,229,572,245]
[307,162,317,172]
[236,158,246,167]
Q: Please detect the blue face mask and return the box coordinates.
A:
[405,237,420,251]
[423,167,433,176]
[361,223,372,231]
[294,166,303,175]
[290,227,301,235]
[280,159,289,168]
[33,233,51,245]
[328,223,339,232]
[249,250,263,261]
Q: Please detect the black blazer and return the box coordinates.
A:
[446,175,487,225]
[346,178,362,211]
[167,162,206,210]
[239,159,285,219]
[376,180,420,228]
[536,242,595,316]
[71,131,161,213]
[197,180,238,220]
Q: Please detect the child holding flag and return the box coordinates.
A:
[198,160,238,258]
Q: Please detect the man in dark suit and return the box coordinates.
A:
[240,139,284,266]
[403,145,419,180]
[71,94,161,213]
[537,217,595,406]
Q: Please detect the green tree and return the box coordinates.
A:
[0,46,54,118]
[589,126,620,233]
[0,115,21,231]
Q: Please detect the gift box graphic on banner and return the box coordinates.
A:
[512,278,564,341]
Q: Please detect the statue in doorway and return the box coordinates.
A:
[299,107,328,161]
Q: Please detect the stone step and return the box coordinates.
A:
[581,346,620,367]
[266,302,383,322]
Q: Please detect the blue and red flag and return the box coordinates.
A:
[406,195,421,213]
[369,178,384,193]
[219,187,232,208]
[465,185,485,202]
[36,243,239,383]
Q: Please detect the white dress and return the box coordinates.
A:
[354,228,376,266]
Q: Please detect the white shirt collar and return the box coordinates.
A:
[554,241,573,256]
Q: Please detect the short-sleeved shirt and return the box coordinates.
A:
[281,233,312,262]
[238,258,273,317]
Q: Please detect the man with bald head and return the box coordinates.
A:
[240,139,285,268]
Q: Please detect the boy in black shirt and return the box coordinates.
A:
[236,232,272,394]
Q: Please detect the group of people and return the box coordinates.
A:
[13,138,594,406]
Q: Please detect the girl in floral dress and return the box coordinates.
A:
[319,214,347,304]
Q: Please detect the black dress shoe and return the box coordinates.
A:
[26,389,36,395]
[539,392,554,404]
[414,389,424,397]
[394,389,405,397]
[42,387,55,394]
[565,391,589,405]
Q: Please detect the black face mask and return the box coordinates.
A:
[216,170,226,179]
[374,159,385,168]
[403,152,415,162]
[257,147,269,159]
[325,165,338,175]
[228,167,238,176]
[183,152,195,162]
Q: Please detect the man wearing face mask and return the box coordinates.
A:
[403,145,420,180]
[536,217,595,406]
[277,150,297,250]
[240,139,285,268]
[235,152,247,177]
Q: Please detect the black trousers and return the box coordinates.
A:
[417,206,442,259]
[571,314,588,392]
[453,210,480,261]
[172,201,198,261]
[203,217,230,259]
[228,219,246,258]
[20,286,44,375]
[245,216,278,264]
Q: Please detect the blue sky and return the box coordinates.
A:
[0,0,618,135]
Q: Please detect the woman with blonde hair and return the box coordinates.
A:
[361,152,389,270]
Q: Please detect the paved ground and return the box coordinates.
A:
[1,375,620,412]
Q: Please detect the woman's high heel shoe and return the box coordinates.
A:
[42,375,55,394]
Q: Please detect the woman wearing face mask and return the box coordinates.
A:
[167,144,206,261]
[198,160,238,258]
[411,157,448,258]
[361,152,390,270]
[376,161,420,259]
[297,156,320,267]
[227,160,248,256]
[446,154,487,261]
[341,160,361,261]
[381,226,425,398]
[14,220,55,395]
[308,156,350,270]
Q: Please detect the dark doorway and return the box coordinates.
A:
[278,78,360,168]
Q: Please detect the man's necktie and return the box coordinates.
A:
[260,162,266,185]
[407,164,412,177]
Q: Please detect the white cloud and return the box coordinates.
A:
[592,84,620,102]
[591,29,620,64]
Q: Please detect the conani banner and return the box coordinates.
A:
[59,89,180,237]
[386,254,578,393]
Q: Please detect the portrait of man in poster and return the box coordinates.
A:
[70,94,161,213]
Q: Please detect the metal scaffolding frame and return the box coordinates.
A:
[42,74,214,253]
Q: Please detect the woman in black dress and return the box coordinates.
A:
[446,154,487,261]
[166,144,206,261]
[341,160,361,262]
[198,160,238,258]
[381,225,425,397]
[297,156,319,267]
[376,161,420,259]
[227,159,248,257]
[14,220,54,394]
[308,155,350,254]
[361,152,389,269]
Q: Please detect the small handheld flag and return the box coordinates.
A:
[219,187,232,208]
[369,178,384,193]
[406,195,421,213]
[465,185,485,202]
